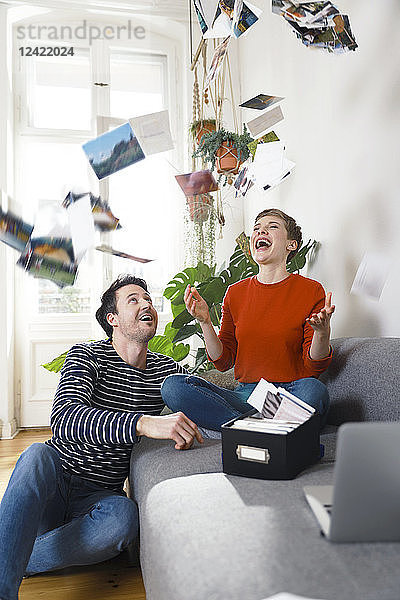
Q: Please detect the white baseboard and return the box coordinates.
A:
[0,418,19,439]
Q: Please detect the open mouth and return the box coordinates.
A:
[139,313,153,323]
[255,238,271,250]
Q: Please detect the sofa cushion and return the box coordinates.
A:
[322,337,400,425]
[130,439,400,600]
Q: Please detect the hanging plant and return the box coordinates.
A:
[186,193,213,224]
[193,126,253,178]
[190,118,217,146]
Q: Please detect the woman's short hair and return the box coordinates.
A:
[254,208,302,263]
[95,274,148,338]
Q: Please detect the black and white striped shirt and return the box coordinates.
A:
[45,340,187,490]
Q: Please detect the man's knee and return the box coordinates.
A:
[94,496,139,550]
[18,443,59,475]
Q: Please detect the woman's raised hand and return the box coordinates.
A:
[184,285,211,324]
[306,292,335,334]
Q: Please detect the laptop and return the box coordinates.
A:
[304,421,400,542]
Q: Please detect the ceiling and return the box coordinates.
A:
[0,0,190,21]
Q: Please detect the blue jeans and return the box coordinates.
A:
[0,443,138,600]
[161,375,330,430]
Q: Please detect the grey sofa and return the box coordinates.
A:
[129,338,400,600]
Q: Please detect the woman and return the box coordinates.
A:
[161,208,335,431]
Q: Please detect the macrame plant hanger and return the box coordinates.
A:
[190,2,241,238]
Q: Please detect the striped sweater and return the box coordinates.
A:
[45,340,187,490]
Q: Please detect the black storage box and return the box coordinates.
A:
[221,412,320,480]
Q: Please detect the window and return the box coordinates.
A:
[27,49,92,130]
[14,20,183,320]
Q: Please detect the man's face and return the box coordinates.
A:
[107,284,158,344]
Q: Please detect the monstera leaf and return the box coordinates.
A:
[148,335,190,362]
[42,351,69,373]
[287,239,317,273]
[164,261,215,306]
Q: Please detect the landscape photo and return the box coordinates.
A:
[82,122,145,180]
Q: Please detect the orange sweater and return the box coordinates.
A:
[212,274,333,383]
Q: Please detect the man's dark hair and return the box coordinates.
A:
[95,274,148,338]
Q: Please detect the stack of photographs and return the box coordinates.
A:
[272,1,357,53]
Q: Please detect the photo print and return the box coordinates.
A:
[233,166,254,197]
[240,94,284,111]
[204,36,231,89]
[17,237,78,288]
[247,131,280,159]
[246,104,284,139]
[196,0,261,39]
[350,251,392,301]
[64,191,122,232]
[235,231,256,264]
[130,110,174,156]
[175,169,219,196]
[95,244,153,264]
[82,122,145,180]
[0,208,33,252]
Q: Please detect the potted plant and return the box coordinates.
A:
[190,118,217,146]
[193,126,253,176]
[186,193,212,224]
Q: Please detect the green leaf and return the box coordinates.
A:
[190,347,209,373]
[42,351,68,373]
[163,322,179,341]
[172,324,198,343]
[148,335,190,362]
[171,302,186,319]
[171,343,191,362]
[163,262,215,303]
[198,277,226,306]
[287,240,317,273]
[210,303,222,327]
[172,308,195,329]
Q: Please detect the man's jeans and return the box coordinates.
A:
[0,443,138,600]
[161,375,330,430]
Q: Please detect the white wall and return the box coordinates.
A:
[238,0,400,339]
[0,6,17,438]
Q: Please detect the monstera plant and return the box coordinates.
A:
[159,238,317,372]
[42,239,317,374]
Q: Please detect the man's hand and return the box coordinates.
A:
[184,285,211,324]
[136,412,204,450]
[306,292,335,334]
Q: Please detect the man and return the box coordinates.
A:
[0,275,203,600]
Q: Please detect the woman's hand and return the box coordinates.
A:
[184,285,211,324]
[306,292,335,335]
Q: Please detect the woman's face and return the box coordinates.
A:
[250,215,296,266]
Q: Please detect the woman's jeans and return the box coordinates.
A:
[0,443,138,600]
[161,375,330,431]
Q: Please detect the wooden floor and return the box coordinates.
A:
[0,429,146,600]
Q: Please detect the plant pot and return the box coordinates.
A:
[195,121,216,146]
[215,141,242,175]
[186,194,212,224]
